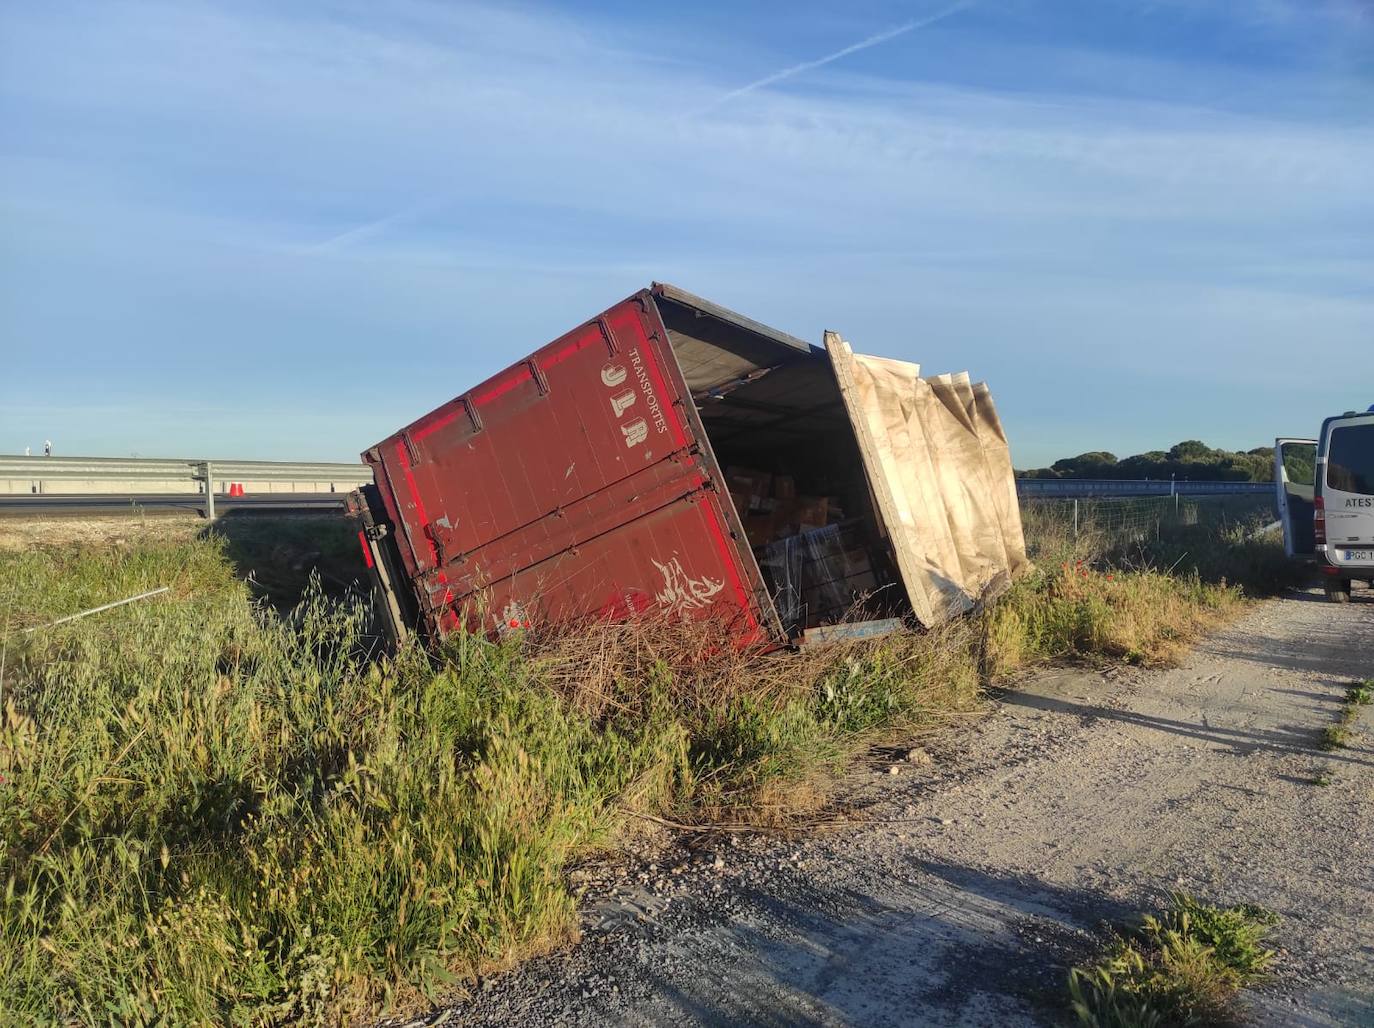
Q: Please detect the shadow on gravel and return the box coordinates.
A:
[1197,640,1374,679]
[1248,986,1374,1028]
[1000,692,1374,769]
[1280,589,1373,605]
[590,859,1141,1028]
[1271,687,1347,706]
[1194,603,1374,681]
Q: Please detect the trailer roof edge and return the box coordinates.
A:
[650,282,813,355]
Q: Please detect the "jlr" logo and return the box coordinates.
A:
[602,349,667,449]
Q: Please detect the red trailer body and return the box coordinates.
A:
[362,287,790,646]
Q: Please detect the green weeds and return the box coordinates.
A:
[1320,679,1372,751]
[1069,894,1279,1027]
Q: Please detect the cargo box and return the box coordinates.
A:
[352,284,1027,647]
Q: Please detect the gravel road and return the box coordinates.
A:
[431,586,1374,1027]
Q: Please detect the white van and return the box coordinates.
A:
[1276,406,1374,602]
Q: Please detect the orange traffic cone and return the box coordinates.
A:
[229,482,244,497]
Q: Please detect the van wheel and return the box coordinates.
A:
[1325,580,1352,603]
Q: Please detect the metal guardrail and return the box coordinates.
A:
[0,455,370,520]
[1016,479,1274,498]
[0,455,367,482]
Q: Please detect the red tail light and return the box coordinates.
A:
[1314,496,1326,544]
[357,529,375,569]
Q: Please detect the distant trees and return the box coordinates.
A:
[1017,441,1275,482]
[1168,440,1211,461]
[1050,451,1117,478]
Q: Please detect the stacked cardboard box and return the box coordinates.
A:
[725,467,839,547]
[725,467,772,516]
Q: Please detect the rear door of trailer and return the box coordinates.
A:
[824,332,1028,627]
[363,292,780,645]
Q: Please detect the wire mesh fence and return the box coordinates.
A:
[1018,492,1299,593]
[1020,494,1277,554]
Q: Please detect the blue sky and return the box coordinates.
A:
[2,0,1371,466]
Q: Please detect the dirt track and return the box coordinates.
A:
[437,587,1374,1027]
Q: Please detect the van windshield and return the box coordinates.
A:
[1326,423,1374,496]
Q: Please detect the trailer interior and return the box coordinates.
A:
[654,291,907,636]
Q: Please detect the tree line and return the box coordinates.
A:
[1017,440,1277,482]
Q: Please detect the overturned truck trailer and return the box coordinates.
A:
[350,284,1028,648]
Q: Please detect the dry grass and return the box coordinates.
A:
[996,496,1292,675]
[524,610,984,826]
[0,513,203,552]
[1021,496,1299,597]
[986,560,1243,674]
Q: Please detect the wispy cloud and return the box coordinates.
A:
[303,194,455,254]
[304,3,976,251]
[2,0,1371,463]
[683,2,974,118]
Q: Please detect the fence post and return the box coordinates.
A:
[202,461,215,521]
[1073,498,1079,539]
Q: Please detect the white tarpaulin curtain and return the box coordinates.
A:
[971,378,1030,581]
[824,332,1028,627]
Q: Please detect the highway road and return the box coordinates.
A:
[0,493,346,518]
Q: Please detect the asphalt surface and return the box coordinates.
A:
[430,586,1374,1027]
[0,493,345,518]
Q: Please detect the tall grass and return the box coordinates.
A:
[985,561,1243,673]
[989,496,1293,674]
[0,534,979,1023]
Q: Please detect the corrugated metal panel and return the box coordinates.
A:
[364,292,778,645]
